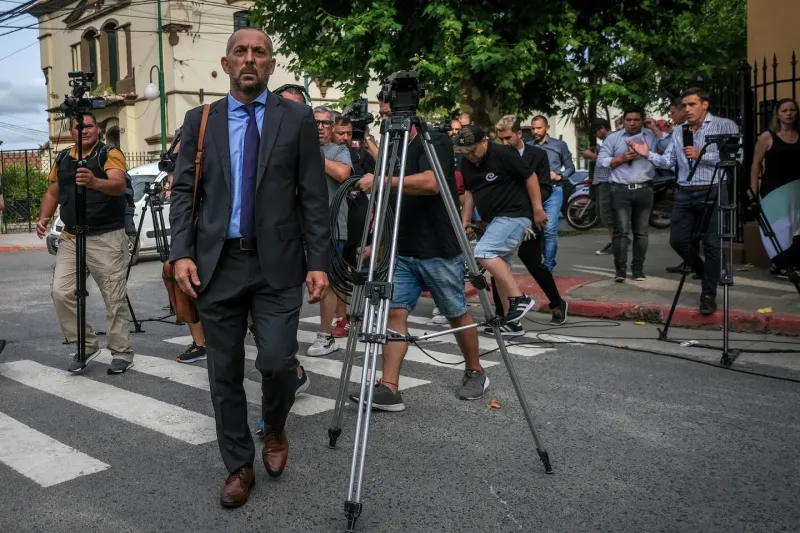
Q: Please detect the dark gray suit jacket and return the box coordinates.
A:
[168,92,330,294]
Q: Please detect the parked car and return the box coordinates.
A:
[46,162,170,265]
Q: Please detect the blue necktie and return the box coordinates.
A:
[240,102,260,239]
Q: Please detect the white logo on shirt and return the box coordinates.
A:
[485,173,498,182]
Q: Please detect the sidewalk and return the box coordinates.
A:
[464,228,800,336]
[0,232,47,252]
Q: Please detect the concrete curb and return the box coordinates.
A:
[0,245,48,253]
[424,273,800,336]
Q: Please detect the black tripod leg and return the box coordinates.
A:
[658,270,690,340]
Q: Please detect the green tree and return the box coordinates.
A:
[251,0,565,126]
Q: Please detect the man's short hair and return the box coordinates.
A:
[531,115,549,126]
[670,97,685,108]
[226,27,274,56]
[275,83,308,99]
[495,114,521,133]
[70,113,98,128]
[622,105,645,119]
[335,115,351,126]
[591,118,611,132]
[681,87,710,102]
[376,88,389,104]
[313,105,334,119]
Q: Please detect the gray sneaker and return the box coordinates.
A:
[457,369,489,400]
[66,348,100,373]
[349,382,405,412]
[107,358,133,375]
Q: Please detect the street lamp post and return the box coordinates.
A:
[143,0,167,153]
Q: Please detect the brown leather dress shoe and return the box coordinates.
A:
[219,467,255,508]
[262,427,289,478]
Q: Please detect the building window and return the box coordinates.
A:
[71,44,79,71]
[233,11,252,31]
[103,22,119,92]
[81,30,98,89]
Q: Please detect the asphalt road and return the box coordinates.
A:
[0,250,798,533]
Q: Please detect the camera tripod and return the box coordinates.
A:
[125,187,180,332]
[657,138,742,365]
[326,112,553,532]
[72,113,90,365]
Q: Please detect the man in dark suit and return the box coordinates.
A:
[168,27,330,508]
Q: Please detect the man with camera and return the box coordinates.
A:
[627,87,740,314]
[349,117,487,410]
[36,113,134,374]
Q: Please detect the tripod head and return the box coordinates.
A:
[380,71,424,117]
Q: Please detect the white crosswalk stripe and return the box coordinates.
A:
[0,312,556,488]
[0,411,110,487]
[0,359,217,445]
[94,350,336,416]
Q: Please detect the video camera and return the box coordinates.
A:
[706,133,742,162]
[158,127,183,173]
[431,122,452,134]
[343,98,374,142]
[60,71,105,118]
[380,71,424,115]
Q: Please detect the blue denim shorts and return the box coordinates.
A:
[474,216,531,266]
[391,255,468,319]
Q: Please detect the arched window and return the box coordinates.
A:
[103,22,119,92]
[81,29,98,88]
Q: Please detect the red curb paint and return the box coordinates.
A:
[422,273,800,336]
[0,245,47,252]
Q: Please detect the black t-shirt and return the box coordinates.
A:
[460,143,535,223]
[393,131,461,259]
[521,144,552,201]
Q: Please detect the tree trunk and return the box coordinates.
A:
[459,77,503,129]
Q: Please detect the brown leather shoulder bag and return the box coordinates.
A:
[162,104,210,324]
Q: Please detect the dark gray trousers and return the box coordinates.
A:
[610,183,654,273]
[196,243,302,474]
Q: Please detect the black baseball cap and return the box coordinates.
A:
[452,125,486,153]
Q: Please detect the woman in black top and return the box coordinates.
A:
[750,98,800,278]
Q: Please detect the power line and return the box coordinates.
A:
[0,39,35,62]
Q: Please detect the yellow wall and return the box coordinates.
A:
[748,0,799,100]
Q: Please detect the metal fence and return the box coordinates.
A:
[704,51,799,242]
[0,149,160,234]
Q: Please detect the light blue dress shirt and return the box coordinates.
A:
[226,89,267,238]
[598,128,660,184]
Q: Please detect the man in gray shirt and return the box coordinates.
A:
[308,105,353,357]
[598,105,659,282]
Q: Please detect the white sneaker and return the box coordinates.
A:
[306,332,338,357]
[431,307,448,325]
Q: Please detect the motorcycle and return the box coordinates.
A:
[564,172,676,231]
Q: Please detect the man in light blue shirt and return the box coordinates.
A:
[226,89,267,238]
[527,115,576,271]
[598,105,660,282]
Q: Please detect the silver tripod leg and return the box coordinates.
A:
[419,129,553,474]
[328,135,392,449]
[344,121,410,532]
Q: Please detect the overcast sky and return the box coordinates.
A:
[0,4,50,151]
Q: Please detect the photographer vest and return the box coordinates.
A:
[56,142,129,235]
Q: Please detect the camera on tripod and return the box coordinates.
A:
[380,71,424,115]
[343,98,374,142]
[431,122,453,134]
[60,71,105,118]
[707,133,741,162]
[145,182,163,196]
[158,127,182,173]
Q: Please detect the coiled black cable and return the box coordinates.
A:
[328,176,394,297]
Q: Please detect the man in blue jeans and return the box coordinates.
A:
[527,116,575,271]
[349,123,485,412]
